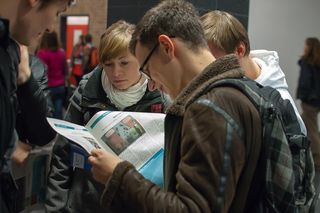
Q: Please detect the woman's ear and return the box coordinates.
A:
[158,35,175,59]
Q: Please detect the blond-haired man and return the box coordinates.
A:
[200,10,306,135]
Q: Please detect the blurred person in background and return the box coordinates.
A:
[297,37,320,212]
[70,34,86,86]
[37,31,68,119]
[83,33,99,75]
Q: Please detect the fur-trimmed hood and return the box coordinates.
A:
[167,54,244,116]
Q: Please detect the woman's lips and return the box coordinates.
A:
[113,80,126,83]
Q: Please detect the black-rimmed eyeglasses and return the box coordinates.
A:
[139,42,159,79]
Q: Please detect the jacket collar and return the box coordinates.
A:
[167,54,244,116]
[81,66,107,102]
[70,66,113,110]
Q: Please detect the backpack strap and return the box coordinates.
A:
[195,98,243,213]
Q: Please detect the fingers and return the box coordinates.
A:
[11,141,32,165]
[19,45,29,60]
[17,45,31,85]
[88,155,97,165]
[88,149,104,166]
[90,148,103,157]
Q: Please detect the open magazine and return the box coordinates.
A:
[47,111,165,187]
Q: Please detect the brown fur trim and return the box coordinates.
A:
[167,54,244,116]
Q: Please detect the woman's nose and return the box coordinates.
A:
[112,65,122,77]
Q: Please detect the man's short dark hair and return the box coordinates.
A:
[39,0,72,9]
[130,0,207,54]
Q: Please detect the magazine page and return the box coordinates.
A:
[85,111,165,170]
[47,118,107,154]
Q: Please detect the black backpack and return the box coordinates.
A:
[197,77,315,212]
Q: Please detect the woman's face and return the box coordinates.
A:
[102,50,141,90]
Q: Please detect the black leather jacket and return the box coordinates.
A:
[0,18,18,166]
[17,54,55,146]
[15,55,54,144]
[0,18,20,213]
[297,59,320,107]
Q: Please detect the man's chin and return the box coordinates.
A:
[12,34,31,46]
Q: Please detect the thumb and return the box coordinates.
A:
[88,155,97,165]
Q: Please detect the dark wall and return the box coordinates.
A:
[107,0,249,29]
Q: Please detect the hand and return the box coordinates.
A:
[17,45,31,85]
[88,149,123,184]
[11,141,32,165]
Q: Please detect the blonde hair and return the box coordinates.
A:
[99,20,135,63]
[200,10,250,56]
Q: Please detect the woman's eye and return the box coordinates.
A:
[120,61,129,66]
[104,63,112,67]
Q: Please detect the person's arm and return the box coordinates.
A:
[13,54,54,164]
[89,96,247,212]
[16,48,55,146]
[45,103,84,212]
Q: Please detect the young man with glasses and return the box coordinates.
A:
[88,0,262,212]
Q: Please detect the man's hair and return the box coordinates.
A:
[200,10,250,56]
[99,20,135,63]
[129,0,207,54]
[302,37,320,66]
[39,0,72,9]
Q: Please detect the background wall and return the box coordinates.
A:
[248,0,320,111]
[55,0,108,48]
[107,0,249,28]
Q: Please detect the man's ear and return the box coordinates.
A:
[235,41,246,57]
[28,0,41,8]
[158,35,175,59]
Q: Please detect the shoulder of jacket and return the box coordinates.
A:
[70,66,103,110]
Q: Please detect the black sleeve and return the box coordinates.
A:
[16,72,55,146]
[0,32,18,161]
[297,60,313,101]
[29,54,54,115]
